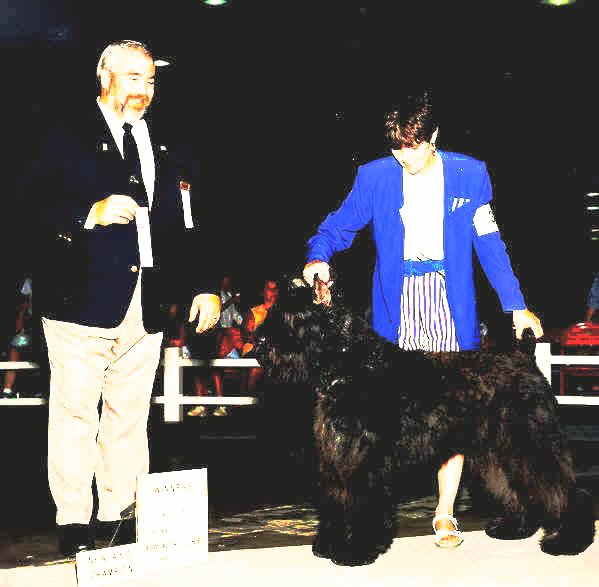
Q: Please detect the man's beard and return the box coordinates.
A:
[120,95,151,121]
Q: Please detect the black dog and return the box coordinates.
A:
[253,277,595,566]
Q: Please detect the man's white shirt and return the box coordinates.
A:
[84,100,156,229]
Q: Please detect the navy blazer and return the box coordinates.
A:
[22,106,218,332]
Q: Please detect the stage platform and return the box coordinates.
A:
[3,523,599,587]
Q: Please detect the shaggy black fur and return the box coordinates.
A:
[253,278,596,566]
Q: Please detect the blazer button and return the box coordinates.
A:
[130,265,138,273]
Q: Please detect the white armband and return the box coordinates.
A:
[473,203,499,236]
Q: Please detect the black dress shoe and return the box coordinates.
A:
[57,523,95,558]
[96,518,136,547]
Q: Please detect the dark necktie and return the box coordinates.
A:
[122,122,148,207]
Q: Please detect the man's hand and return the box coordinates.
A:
[92,195,139,226]
[188,293,221,333]
[512,309,543,340]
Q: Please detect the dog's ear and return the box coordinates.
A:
[276,273,316,311]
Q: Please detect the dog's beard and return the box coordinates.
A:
[254,307,328,385]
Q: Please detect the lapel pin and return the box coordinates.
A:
[179,180,191,191]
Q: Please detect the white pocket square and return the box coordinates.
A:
[451,197,471,212]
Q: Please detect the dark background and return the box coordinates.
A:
[3,1,599,562]
[1,0,599,335]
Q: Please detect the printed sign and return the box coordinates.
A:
[136,468,208,569]
[76,468,208,586]
[76,544,138,586]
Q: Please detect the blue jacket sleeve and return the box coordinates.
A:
[471,163,527,312]
[306,166,373,262]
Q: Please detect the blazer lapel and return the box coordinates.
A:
[90,107,120,161]
[146,118,169,212]
[440,151,456,216]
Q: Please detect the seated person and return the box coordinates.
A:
[240,279,279,393]
[585,271,599,322]
[2,276,33,398]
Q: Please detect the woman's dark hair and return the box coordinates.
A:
[384,89,438,149]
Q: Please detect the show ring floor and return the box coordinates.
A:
[3,523,599,587]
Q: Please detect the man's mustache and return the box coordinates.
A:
[123,95,150,109]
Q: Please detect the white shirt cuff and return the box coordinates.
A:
[83,204,97,230]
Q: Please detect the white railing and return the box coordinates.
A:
[155,346,260,423]
[0,349,261,421]
[0,361,40,370]
[0,361,46,406]
[2,343,599,416]
[535,342,599,405]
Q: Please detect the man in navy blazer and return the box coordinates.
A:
[303,89,543,550]
[21,40,221,557]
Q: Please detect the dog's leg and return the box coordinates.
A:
[478,388,595,553]
[540,485,596,556]
[505,419,595,555]
[471,453,541,540]
[313,391,396,566]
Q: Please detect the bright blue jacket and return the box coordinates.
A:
[306,151,526,349]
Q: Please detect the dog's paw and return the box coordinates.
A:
[540,488,596,555]
[540,529,594,556]
[312,535,334,560]
[314,536,380,566]
[485,515,540,540]
[330,551,379,566]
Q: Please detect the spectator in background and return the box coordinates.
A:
[187,273,243,417]
[2,275,33,399]
[240,279,279,393]
[585,271,599,322]
[218,273,243,334]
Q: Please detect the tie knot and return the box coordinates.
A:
[123,122,133,135]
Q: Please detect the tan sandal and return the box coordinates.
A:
[432,513,464,548]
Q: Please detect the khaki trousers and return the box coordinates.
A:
[43,278,164,525]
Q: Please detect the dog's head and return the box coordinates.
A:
[252,276,343,384]
[252,275,379,386]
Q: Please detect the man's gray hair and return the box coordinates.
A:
[96,40,152,78]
